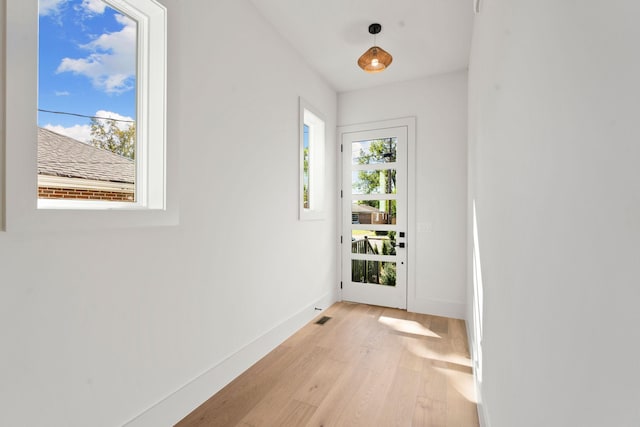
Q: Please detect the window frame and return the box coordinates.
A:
[2,0,174,231]
[0,0,5,229]
[299,98,326,221]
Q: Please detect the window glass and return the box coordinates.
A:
[302,124,310,209]
[351,200,397,225]
[300,99,325,220]
[352,169,397,195]
[351,260,397,286]
[352,138,397,165]
[351,230,397,255]
[38,0,138,203]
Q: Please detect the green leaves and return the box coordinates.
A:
[90,118,136,159]
[356,138,396,165]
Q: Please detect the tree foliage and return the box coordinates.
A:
[303,146,310,208]
[355,138,396,165]
[90,118,136,159]
[353,138,397,216]
[381,231,396,256]
[381,263,396,286]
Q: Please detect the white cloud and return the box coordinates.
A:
[39,0,68,16]
[44,110,133,143]
[56,14,137,94]
[91,109,135,135]
[55,90,70,96]
[352,142,363,157]
[94,109,134,126]
[81,0,107,14]
[44,124,92,142]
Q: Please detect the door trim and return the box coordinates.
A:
[337,117,416,309]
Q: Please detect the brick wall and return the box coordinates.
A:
[38,186,134,202]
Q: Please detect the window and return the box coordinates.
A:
[3,0,173,231]
[38,0,138,203]
[36,0,166,210]
[299,98,326,220]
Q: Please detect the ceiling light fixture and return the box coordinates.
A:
[358,23,393,73]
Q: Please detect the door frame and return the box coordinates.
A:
[337,117,416,309]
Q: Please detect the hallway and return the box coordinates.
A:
[177,302,478,426]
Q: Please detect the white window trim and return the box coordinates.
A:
[2,0,175,231]
[299,98,326,221]
[0,0,5,230]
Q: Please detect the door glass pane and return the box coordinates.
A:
[351,200,396,225]
[351,260,397,286]
[351,230,397,255]
[352,138,397,165]
[352,170,396,195]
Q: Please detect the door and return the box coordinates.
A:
[341,124,408,309]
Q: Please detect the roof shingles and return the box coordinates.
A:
[38,127,135,184]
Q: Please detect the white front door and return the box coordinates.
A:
[340,123,408,309]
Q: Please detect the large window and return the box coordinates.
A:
[38,0,138,203]
[299,98,326,220]
[36,0,166,210]
[3,0,171,231]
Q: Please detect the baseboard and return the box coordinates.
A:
[407,298,466,319]
[478,402,490,427]
[465,312,490,427]
[123,292,336,427]
[471,373,491,427]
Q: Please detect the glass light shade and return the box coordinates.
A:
[358,46,393,73]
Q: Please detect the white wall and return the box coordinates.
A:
[0,1,337,426]
[468,1,640,426]
[339,72,468,318]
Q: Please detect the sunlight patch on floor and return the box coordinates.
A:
[434,366,478,403]
[378,316,441,338]
[404,338,472,368]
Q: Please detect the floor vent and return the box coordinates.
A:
[315,316,332,325]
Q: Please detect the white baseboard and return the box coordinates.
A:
[478,402,490,427]
[465,311,490,427]
[407,298,466,319]
[123,292,336,427]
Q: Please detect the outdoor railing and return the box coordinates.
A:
[351,236,380,284]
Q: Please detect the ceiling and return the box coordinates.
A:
[249,0,475,93]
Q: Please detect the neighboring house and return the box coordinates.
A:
[37,127,135,202]
[351,202,390,224]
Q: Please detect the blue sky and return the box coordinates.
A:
[38,0,136,142]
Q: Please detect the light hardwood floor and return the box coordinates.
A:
[176,302,479,427]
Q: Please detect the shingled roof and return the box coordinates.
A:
[38,127,135,184]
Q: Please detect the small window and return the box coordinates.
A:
[299,98,325,220]
[36,0,166,210]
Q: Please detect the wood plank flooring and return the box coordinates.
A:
[176,302,479,427]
